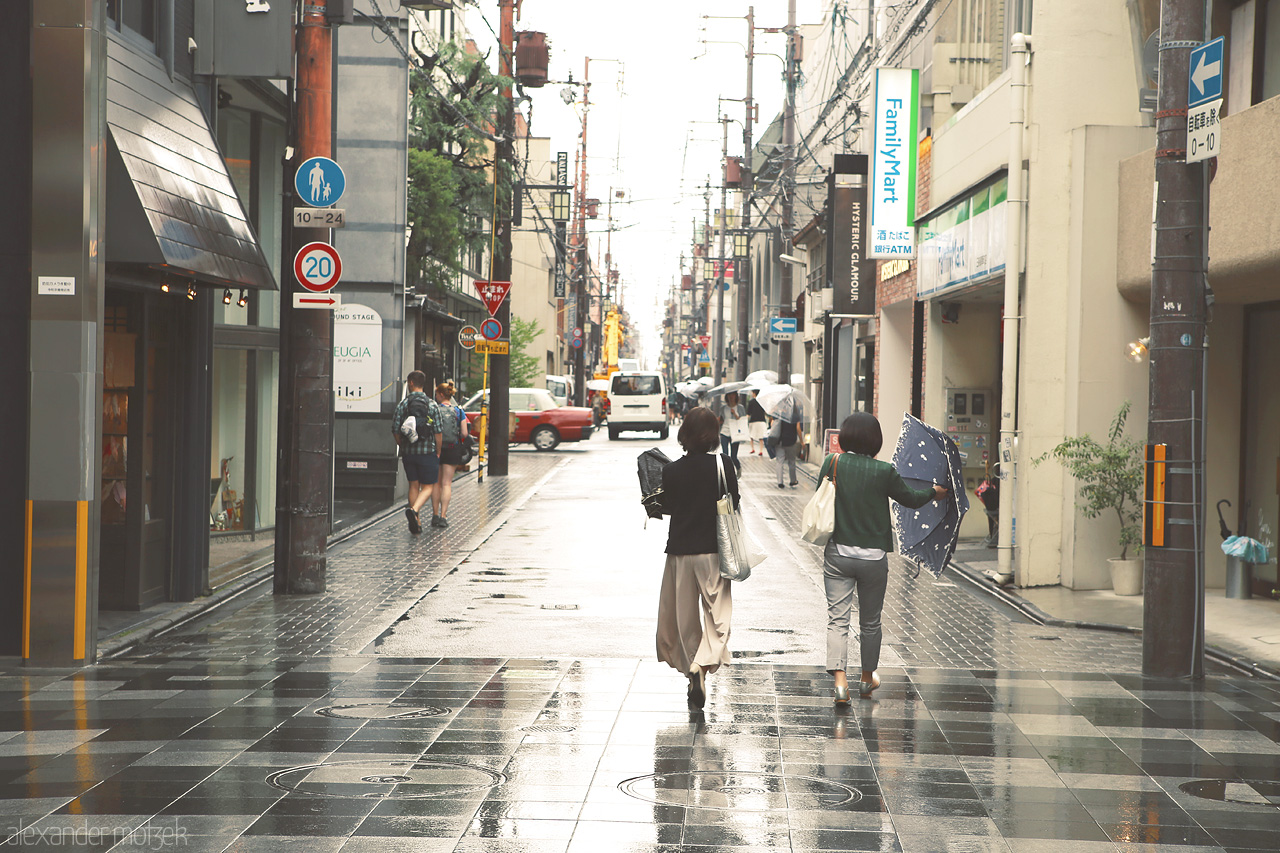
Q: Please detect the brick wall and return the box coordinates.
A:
[872,136,932,417]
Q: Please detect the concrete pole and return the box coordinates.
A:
[25,0,107,664]
[736,6,755,380]
[488,0,515,477]
[275,1,334,593]
[778,0,797,382]
[1144,0,1208,679]
[714,116,729,386]
[995,34,1028,586]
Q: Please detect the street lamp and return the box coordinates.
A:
[733,232,749,258]
[779,253,806,266]
[551,190,571,222]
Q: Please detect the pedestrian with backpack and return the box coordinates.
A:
[392,370,440,535]
[431,380,469,528]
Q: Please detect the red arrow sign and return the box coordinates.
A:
[473,279,512,317]
[299,296,338,305]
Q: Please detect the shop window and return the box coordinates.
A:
[210,349,248,531]
[255,352,279,529]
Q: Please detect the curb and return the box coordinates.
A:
[97,460,509,661]
[948,560,1280,682]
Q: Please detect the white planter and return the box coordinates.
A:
[1109,558,1143,596]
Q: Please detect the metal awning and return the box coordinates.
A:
[104,39,275,290]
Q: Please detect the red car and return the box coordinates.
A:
[461,388,595,451]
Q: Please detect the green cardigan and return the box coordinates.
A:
[815,452,937,551]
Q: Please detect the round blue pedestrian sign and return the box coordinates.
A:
[480,317,503,341]
[295,157,345,207]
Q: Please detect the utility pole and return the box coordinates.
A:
[778,0,797,382]
[714,115,729,385]
[736,6,756,380]
[276,0,335,594]
[702,182,712,368]
[488,0,516,477]
[571,62,591,407]
[1144,0,1209,678]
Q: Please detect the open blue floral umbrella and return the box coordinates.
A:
[891,413,969,577]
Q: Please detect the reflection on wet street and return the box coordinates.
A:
[3,445,1279,852]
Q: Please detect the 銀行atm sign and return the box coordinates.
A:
[473,280,512,317]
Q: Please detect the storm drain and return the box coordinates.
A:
[1179,779,1280,808]
[315,703,449,720]
[267,759,505,799]
[521,724,575,733]
[619,770,861,811]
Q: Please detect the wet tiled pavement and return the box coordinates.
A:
[4,440,1280,851]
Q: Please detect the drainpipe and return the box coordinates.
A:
[996,33,1030,585]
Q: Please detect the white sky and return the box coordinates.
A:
[469,1,827,365]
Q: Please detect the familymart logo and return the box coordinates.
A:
[4,818,188,848]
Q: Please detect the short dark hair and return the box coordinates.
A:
[839,411,882,456]
[407,370,427,390]
[679,407,720,454]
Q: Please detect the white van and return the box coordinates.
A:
[544,374,573,407]
[608,371,668,440]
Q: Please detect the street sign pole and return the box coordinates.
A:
[275,1,335,596]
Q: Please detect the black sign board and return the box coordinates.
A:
[828,154,876,316]
[554,221,567,299]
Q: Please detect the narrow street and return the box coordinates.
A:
[2,436,1278,852]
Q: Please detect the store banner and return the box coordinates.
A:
[869,67,920,259]
[917,176,1008,299]
[333,304,383,413]
[828,155,877,316]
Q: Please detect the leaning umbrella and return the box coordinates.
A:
[703,380,753,398]
[890,412,970,577]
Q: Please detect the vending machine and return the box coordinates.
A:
[944,388,995,492]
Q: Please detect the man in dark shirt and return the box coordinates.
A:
[776,415,802,488]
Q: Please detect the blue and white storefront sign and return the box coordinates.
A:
[869,67,919,259]
[917,177,1008,299]
[295,156,346,207]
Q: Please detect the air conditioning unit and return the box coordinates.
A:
[809,350,824,380]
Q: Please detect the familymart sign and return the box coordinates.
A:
[869,67,919,259]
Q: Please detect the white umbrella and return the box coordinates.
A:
[703,380,753,397]
[675,380,704,399]
[745,369,778,387]
[586,379,609,392]
[756,384,814,421]
[697,376,715,387]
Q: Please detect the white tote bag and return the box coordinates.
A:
[715,455,767,580]
[801,454,839,546]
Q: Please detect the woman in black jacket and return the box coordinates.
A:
[657,406,739,708]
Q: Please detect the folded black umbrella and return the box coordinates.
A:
[891,413,970,577]
[638,448,672,519]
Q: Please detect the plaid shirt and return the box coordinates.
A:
[392,392,440,455]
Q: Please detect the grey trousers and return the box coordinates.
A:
[776,442,799,484]
[822,542,889,674]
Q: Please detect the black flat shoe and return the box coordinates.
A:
[405,506,420,535]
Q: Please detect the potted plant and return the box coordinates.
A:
[1035,401,1145,594]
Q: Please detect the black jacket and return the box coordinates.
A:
[659,453,740,555]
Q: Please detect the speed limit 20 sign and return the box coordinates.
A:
[294,242,343,292]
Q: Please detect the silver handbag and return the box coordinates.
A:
[715,455,764,581]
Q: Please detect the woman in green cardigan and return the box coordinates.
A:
[816,412,948,704]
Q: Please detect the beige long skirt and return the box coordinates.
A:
[655,552,732,675]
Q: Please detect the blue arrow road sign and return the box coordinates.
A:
[1188,37,1223,108]
[769,317,797,337]
[295,157,346,207]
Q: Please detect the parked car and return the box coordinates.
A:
[607,371,669,440]
[460,388,594,451]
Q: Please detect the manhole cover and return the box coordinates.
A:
[267,760,505,799]
[619,771,861,811]
[521,724,575,733]
[1179,779,1280,808]
[315,704,449,720]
